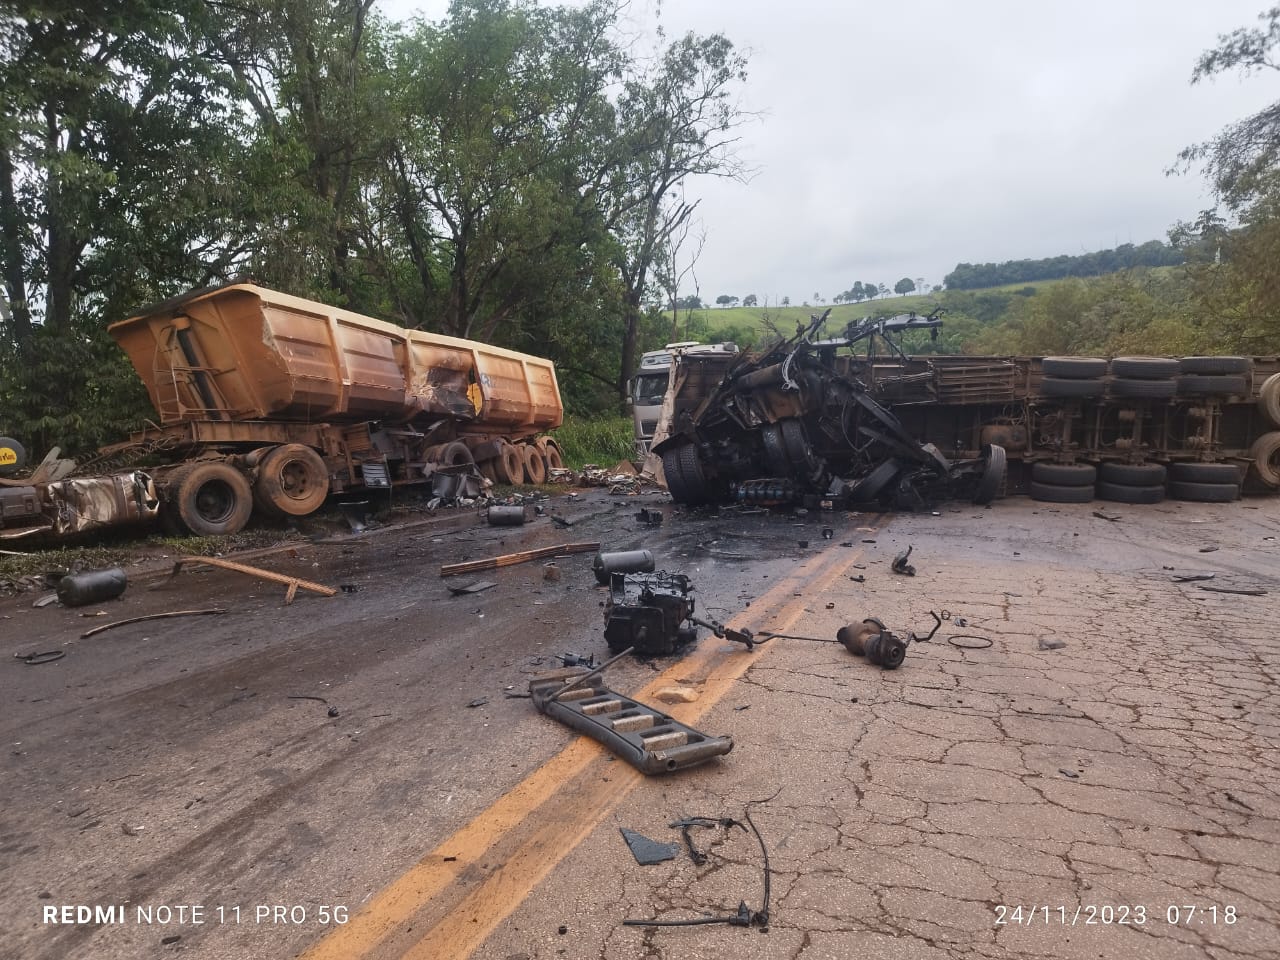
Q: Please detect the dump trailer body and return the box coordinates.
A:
[108,284,562,435]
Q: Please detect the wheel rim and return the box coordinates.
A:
[278,458,317,503]
[194,479,237,524]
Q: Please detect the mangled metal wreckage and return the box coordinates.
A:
[652,310,1005,509]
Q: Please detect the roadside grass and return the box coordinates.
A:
[553,415,635,469]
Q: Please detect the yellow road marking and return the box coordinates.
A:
[302,519,883,960]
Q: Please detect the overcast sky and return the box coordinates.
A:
[380,0,1275,304]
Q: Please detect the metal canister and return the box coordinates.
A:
[487,505,527,526]
[593,549,655,585]
[57,567,128,607]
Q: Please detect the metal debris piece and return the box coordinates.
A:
[170,556,337,604]
[837,618,909,669]
[821,527,834,540]
[487,505,527,526]
[528,665,733,775]
[593,549,656,585]
[635,507,664,525]
[32,594,59,608]
[951,635,994,649]
[440,542,600,577]
[14,650,65,665]
[1059,769,1080,779]
[338,500,369,532]
[80,608,226,639]
[466,697,489,708]
[1170,572,1215,582]
[327,706,340,718]
[1199,545,1219,553]
[447,580,498,596]
[891,546,916,576]
[619,828,680,865]
[340,583,359,593]
[1038,637,1067,650]
[1198,583,1268,596]
[1092,511,1121,522]
[559,653,595,668]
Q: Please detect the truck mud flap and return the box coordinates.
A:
[529,668,733,775]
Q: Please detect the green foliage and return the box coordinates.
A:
[553,415,635,468]
[944,240,1183,289]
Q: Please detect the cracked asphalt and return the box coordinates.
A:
[3,491,1278,960]
[473,499,1280,960]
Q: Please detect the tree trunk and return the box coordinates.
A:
[0,144,31,344]
[618,290,641,413]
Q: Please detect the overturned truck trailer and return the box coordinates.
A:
[652,310,1280,509]
[2,284,565,541]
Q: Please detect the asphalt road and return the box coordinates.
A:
[2,490,1278,960]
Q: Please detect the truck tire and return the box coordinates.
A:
[1167,480,1239,502]
[1109,377,1177,399]
[677,442,711,503]
[1095,480,1164,504]
[973,444,1006,505]
[1031,462,1096,486]
[521,444,546,484]
[435,441,474,467]
[171,461,253,536]
[254,444,329,517]
[1038,377,1103,398]
[1098,462,1166,485]
[1175,374,1249,396]
[1178,356,1252,375]
[1041,357,1107,378]
[1109,356,1180,379]
[493,440,523,484]
[538,438,565,471]
[1028,480,1093,503]
[0,436,26,475]
[1167,461,1241,484]
[662,447,691,502]
[1257,373,1280,428]
[1248,432,1280,488]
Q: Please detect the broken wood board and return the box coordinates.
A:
[169,556,337,604]
[440,542,600,578]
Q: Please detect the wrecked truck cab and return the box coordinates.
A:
[652,310,1004,509]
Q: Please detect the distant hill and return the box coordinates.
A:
[943,240,1182,290]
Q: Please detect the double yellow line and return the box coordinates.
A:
[303,520,882,960]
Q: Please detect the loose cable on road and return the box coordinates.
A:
[947,634,993,649]
[79,608,226,638]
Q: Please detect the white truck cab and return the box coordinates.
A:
[631,341,738,457]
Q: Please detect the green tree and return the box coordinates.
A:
[742,293,757,307]
[894,277,916,296]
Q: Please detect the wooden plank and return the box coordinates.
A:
[439,542,600,578]
[170,555,338,604]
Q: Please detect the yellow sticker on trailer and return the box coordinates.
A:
[0,447,17,466]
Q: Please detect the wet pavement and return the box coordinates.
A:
[2,491,1278,960]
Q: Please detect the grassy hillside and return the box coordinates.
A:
[665,280,1051,343]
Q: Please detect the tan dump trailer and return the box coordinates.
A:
[93,283,565,535]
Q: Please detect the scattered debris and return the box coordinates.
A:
[593,549,656,585]
[447,580,498,596]
[849,575,865,583]
[487,505,527,526]
[32,594,59,608]
[1092,511,1121,522]
[1037,637,1066,651]
[528,656,733,775]
[80,608,226,639]
[837,618,909,668]
[288,695,328,704]
[891,546,916,576]
[466,697,489,708]
[1199,545,1219,553]
[1059,769,1080,779]
[1225,792,1255,811]
[619,828,680,865]
[558,653,595,668]
[339,583,359,593]
[635,507,664,525]
[654,686,699,704]
[57,567,128,607]
[338,500,369,533]
[625,791,776,929]
[542,564,561,582]
[440,542,600,577]
[14,650,65,665]
[1170,572,1215,583]
[821,527,834,540]
[170,555,337,604]
[1198,583,1268,596]
[327,706,340,718]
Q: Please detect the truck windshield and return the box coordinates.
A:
[633,373,668,404]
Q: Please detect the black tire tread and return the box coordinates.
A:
[1167,461,1241,484]
[1039,376,1104,398]
[1176,374,1249,396]
[1031,462,1096,486]
[1110,356,1180,379]
[1167,480,1239,503]
[1095,481,1164,504]
[1109,377,1178,399]
[1098,462,1166,485]
[1028,480,1094,503]
[1178,356,1252,375]
[1042,357,1108,378]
